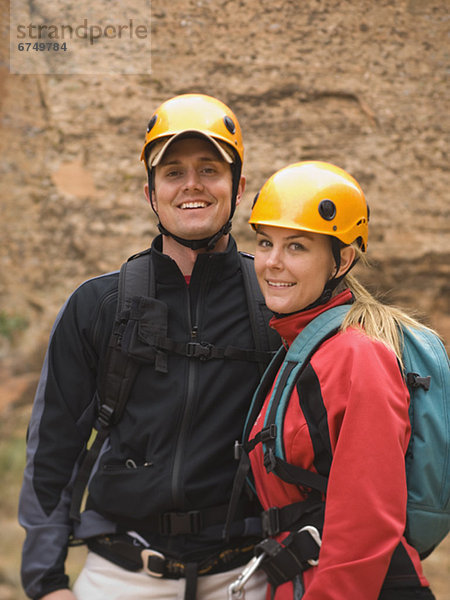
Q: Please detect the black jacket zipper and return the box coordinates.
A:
[170,259,210,507]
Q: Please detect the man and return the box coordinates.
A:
[19,94,279,600]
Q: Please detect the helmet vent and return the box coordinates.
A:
[223,115,236,134]
[318,199,336,221]
[147,114,157,133]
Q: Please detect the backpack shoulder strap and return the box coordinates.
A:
[98,250,154,420]
[118,249,154,306]
[225,307,350,538]
[260,305,351,492]
[70,250,153,522]
[239,252,280,375]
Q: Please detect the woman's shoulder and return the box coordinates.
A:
[315,325,400,371]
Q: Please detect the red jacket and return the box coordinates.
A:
[249,290,429,600]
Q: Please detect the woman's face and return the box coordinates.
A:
[254,225,338,314]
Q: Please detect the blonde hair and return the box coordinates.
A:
[339,247,435,366]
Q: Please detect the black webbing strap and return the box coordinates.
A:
[223,347,287,541]
[146,335,273,364]
[242,346,287,444]
[266,454,328,494]
[223,451,252,541]
[184,563,198,600]
[70,253,152,522]
[239,252,280,375]
[256,526,321,587]
[261,494,325,537]
[116,502,244,536]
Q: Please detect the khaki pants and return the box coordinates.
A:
[73,551,268,600]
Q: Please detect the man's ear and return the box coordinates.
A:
[234,175,246,209]
[144,183,157,211]
[336,244,356,278]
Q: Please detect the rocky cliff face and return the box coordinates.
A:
[1,2,449,598]
[1,0,449,372]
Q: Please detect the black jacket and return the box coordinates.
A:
[19,235,278,599]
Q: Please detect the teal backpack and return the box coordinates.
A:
[243,304,450,560]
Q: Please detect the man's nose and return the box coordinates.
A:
[183,168,203,190]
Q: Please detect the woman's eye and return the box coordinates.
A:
[290,242,304,251]
[257,238,271,248]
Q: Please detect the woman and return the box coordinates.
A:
[245,161,437,599]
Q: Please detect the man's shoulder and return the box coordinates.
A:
[75,269,119,296]
[66,270,120,315]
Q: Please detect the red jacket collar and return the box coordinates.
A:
[270,289,354,347]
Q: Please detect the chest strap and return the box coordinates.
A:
[113,503,260,537]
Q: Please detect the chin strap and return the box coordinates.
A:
[157,220,232,251]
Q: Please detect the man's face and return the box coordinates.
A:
[150,137,240,241]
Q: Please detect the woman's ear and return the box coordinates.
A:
[336,244,356,278]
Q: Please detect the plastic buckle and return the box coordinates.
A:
[141,548,166,578]
[406,372,431,390]
[234,440,243,460]
[159,511,202,535]
[260,424,277,442]
[96,404,114,428]
[186,342,213,360]
[261,507,280,537]
[298,525,322,567]
[186,342,199,358]
[263,448,277,473]
[197,342,213,360]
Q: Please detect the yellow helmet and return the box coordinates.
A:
[140,93,244,169]
[249,161,369,251]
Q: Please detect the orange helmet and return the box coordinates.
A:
[249,161,369,251]
[141,94,244,250]
[140,93,244,169]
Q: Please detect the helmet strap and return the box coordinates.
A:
[157,220,232,251]
[304,239,358,310]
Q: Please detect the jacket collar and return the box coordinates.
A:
[270,289,354,347]
[150,234,240,286]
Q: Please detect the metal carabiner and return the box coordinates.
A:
[228,553,265,599]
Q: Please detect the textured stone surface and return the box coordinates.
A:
[1,2,449,594]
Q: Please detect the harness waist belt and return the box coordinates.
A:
[87,534,255,579]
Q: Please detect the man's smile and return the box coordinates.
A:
[178,200,211,209]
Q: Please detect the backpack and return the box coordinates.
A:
[69,249,279,522]
[241,304,450,560]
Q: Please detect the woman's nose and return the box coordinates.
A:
[266,247,282,269]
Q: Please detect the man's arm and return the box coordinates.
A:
[19,281,104,598]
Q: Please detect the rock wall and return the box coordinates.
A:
[1,0,449,372]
